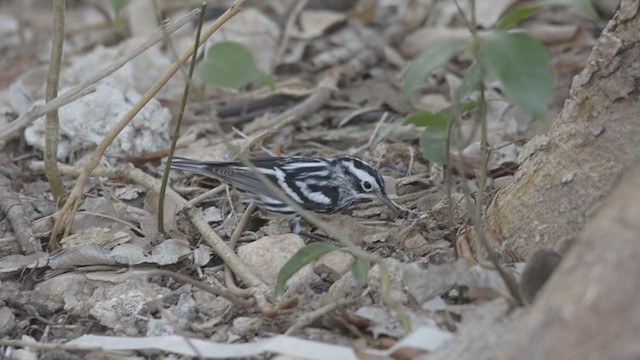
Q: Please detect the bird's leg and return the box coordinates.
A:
[299,231,343,246]
[289,217,303,234]
[290,217,343,246]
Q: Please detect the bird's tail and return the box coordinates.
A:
[169,157,228,177]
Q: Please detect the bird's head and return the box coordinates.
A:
[337,156,401,214]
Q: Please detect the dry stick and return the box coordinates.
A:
[77,211,144,234]
[351,111,389,155]
[43,0,65,201]
[284,298,358,335]
[187,184,225,206]
[224,202,256,298]
[48,0,247,250]
[0,339,98,352]
[240,115,298,153]
[274,0,310,65]
[0,175,38,254]
[31,161,264,290]
[144,269,254,307]
[0,9,201,142]
[153,300,206,360]
[271,74,337,125]
[159,1,207,234]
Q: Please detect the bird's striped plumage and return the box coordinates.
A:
[170,156,399,233]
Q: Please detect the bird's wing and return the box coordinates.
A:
[171,157,338,211]
[171,157,278,195]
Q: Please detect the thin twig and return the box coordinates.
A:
[406,146,415,177]
[449,0,523,306]
[43,0,66,201]
[0,9,201,142]
[264,72,339,145]
[159,1,207,234]
[49,0,247,249]
[75,211,144,234]
[284,297,357,335]
[186,184,226,206]
[351,112,389,155]
[241,115,298,153]
[145,268,254,307]
[274,0,309,65]
[152,299,206,360]
[0,339,98,352]
[231,127,278,157]
[224,202,256,298]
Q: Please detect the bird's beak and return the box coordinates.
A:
[378,193,402,215]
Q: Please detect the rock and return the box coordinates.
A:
[88,278,168,334]
[34,273,92,315]
[324,271,367,305]
[368,258,407,304]
[237,234,318,288]
[313,251,354,283]
[24,82,171,160]
[0,306,16,337]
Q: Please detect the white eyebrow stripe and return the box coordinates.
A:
[275,168,304,203]
[295,181,332,204]
[344,161,377,186]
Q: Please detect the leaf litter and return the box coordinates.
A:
[0,0,600,358]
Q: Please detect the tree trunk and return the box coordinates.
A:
[478,0,640,260]
[500,158,640,359]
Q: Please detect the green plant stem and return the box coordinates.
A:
[44,0,66,202]
[454,0,523,306]
[158,1,207,234]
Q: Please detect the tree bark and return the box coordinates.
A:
[499,157,640,359]
[478,0,640,260]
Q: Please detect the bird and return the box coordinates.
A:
[170,155,401,234]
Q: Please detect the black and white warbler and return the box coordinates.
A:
[171,156,401,233]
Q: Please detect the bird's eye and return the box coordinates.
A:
[362,181,372,191]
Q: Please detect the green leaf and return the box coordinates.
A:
[202,42,275,90]
[420,126,449,165]
[480,32,554,120]
[110,0,127,19]
[405,101,477,128]
[405,112,450,131]
[534,0,598,20]
[275,242,339,297]
[456,62,482,100]
[402,39,467,98]
[351,258,371,284]
[455,100,479,115]
[495,4,541,30]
